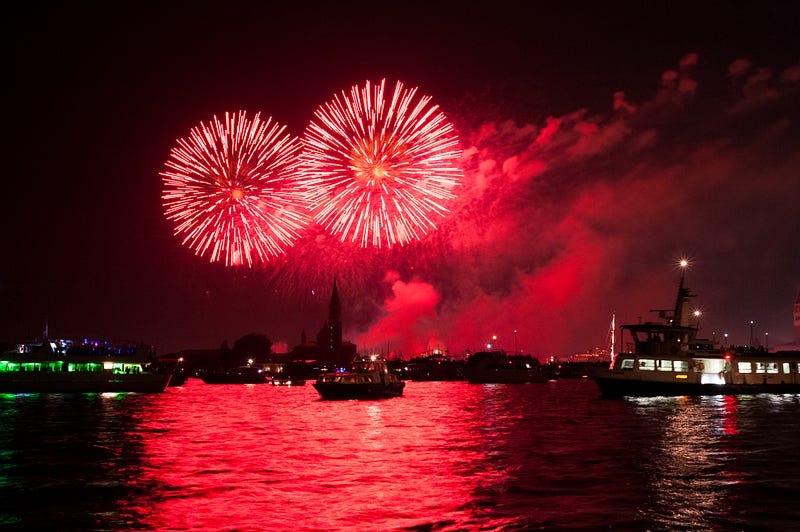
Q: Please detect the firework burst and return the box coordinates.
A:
[300,79,463,248]
[161,111,309,267]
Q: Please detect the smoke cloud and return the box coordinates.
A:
[349,53,800,358]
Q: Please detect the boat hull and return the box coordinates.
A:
[593,373,800,398]
[313,381,404,400]
[0,372,171,393]
[462,351,551,384]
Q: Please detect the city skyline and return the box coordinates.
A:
[6,2,800,356]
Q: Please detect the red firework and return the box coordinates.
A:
[300,79,463,248]
[161,111,309,267]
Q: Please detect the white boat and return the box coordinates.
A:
[592,268,800,397]
[0,339,171,393]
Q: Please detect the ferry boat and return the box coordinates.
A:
[313,355,405,399]
[592,268,800,397]
[462,350,552,384]
[403,350,466,381]
[0,339,171,393]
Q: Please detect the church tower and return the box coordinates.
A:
[317,278,343,368]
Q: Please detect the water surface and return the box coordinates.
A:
[1,379,798,530]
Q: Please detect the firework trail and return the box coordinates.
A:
[300,79,463,248]
[161,111,309,267]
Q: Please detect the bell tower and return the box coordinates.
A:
[317,278,343,368]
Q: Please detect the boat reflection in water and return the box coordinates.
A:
[624,393,788,530]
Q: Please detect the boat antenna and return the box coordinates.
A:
[673,259,695,327]
[608,312,616,369]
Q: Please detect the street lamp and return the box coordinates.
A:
[749,321,754,347]
[514,329,518,354]
[694,310,702,330]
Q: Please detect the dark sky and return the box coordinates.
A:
[6,1,800,356]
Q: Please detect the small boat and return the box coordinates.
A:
[0,339,171,393]
[462,350,551,384]
[199,366,269,384]
[271,376,306,386]
[314,355,405,399]
[591,266,800,397]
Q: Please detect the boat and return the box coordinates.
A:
[403,351,466,381]
[313,354,405,399]
[199,366,269,384]
[271,375,306,386]
[0,339,171,393]
[462,350,552,384]
[591,267,800,397]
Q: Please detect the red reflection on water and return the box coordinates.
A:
[124,380,494,531]
[722,395,739,436]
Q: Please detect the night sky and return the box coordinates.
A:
[6,2,800,357]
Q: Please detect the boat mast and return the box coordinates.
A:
[608,312,616,368]
[673,259,695,328]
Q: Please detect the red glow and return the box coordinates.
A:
[722,395,739,436]
[299,79,463,248]
[161,111,309,267]
[123,381,497,530]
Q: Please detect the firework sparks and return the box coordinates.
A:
[300,79,463,248]
[161,111,309,267]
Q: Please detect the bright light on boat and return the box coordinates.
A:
[103,362,114,370]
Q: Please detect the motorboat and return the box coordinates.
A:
[314,355,405,399]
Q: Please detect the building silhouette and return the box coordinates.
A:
[315,278,356,369]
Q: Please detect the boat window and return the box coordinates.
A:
[703,359,726,374]
[620,359,634,369]
[673,360,689,372]
[657,360,673,371]
[738,362,752,373]
[782,363,790,374]
[766,362,779,374]
[639,359,655,371]
[755,362,766,374]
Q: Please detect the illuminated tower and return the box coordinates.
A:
[317,278,343,368]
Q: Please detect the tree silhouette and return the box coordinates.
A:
[227,333,272,367]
